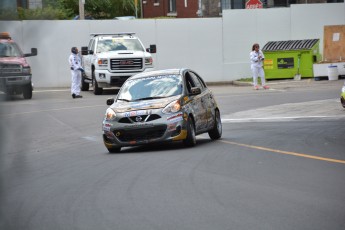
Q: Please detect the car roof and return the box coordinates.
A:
[90,33,137,39]
[129,68,188,80]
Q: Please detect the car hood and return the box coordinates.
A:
[111,95,180,113]
[96,50,147,59]
[0,57,29,67]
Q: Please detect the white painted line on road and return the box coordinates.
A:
[222,115,345,122]
[33,89,70,92]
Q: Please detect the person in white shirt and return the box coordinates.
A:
[68,47,84,98]
[250,43,269,90]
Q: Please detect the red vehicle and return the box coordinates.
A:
[0,32,37,99]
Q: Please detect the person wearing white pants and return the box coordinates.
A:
[68,47,84,98]
[250,43,269,90]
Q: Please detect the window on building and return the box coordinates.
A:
[222,0,231,9]
[169,0,176,12]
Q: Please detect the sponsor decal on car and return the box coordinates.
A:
[124,110,147,117]
[167,113,183,123]
[103,123,112,131]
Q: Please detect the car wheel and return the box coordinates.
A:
[183,116,196,147]
[107,147,121,153]
[208,109,222,140]
[23,84,33,99]
[341,97,345,108]
[93,75,103,95]
[81,73,89,91]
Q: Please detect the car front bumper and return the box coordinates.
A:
[102,111,188,148]
[95,67,155,88]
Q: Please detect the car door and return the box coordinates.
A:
[186,71,209,133]
[83,38,95,78]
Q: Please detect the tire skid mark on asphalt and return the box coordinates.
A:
[0,105,104,117]
[218,139,345,165]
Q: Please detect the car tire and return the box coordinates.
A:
[208,109,222,140]
[107,147,121,153]
[183,116,196,147]
[341,97,345,108]
[23,83,33,99]
[81,73,89,91]
[93,75,103,95]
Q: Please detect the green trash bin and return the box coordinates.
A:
[262,39,322,79]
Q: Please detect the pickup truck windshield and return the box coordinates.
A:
[0,42,22,57]
[96,38,144,53]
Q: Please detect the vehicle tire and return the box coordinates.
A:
[341,97,345,108]
[183,116,196,147]
[93,73,103,95]
[208,109,222,140]
[23,84,33,99]
[107,147,121,153]
[81,73,89,91]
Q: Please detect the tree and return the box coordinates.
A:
[57,0,138,19]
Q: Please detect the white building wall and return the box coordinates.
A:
[0,3,344,87]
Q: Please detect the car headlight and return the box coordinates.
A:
[98,58,108,66]
[105,108,116,121]
[162,100,181,114]
[22,67,31,74]
[342,86,345,93]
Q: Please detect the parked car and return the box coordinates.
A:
[0,32,37,99]
[102,68,222,153]
[341,83,345,108]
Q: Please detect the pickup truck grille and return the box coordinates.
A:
[0,63,22,76]
[110,58,143,71]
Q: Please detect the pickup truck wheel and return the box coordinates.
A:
[23,84,33,99]
[81,74,89,91]
[93,78,103,95]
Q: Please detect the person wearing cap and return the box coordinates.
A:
[68,47,84,98]
[250,43,269,90]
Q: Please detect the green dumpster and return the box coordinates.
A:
[262,39,322,79]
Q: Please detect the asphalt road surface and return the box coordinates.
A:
[1,79,345,230]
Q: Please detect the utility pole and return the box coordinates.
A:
[134,0,138,18]
[79,0,85,20]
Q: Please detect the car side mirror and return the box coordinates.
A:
[81,46,89,55]
[24,48,37,57]
[106,98,114,105]
[190,87,201,95]
[146,44,156,53]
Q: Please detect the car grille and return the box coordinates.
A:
[119,114,161,123]
[110,58,143,71]
[115,124,167,142]
[0,63,22,76]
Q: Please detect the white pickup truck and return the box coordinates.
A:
[80,33,156,95]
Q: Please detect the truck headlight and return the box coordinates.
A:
[105,108,116,121]
[22,67,31,74]
[98,58,108,66]
[145,57,153,66]
[342,86,345,93]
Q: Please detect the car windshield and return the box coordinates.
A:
[96,38,144,53]
[118,74,183,101]
[0,42,22,57]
